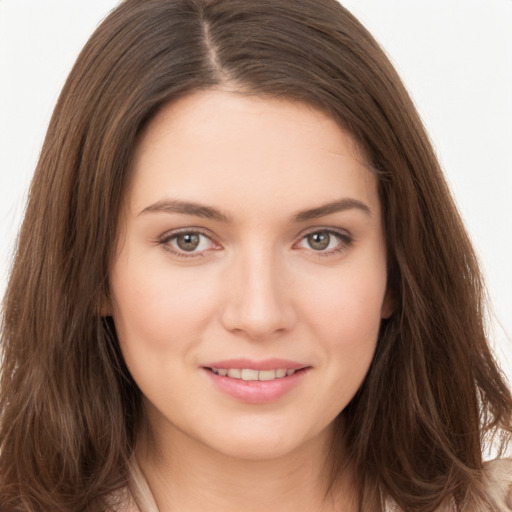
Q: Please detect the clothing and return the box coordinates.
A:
[122,460,159,512]
[120,458,512,512]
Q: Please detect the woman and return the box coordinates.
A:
[0,0,511,510]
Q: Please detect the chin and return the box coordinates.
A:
[212,439,301,462]
[196,420,331,462]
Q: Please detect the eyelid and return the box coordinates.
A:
[156,226,353,258]
[157,227,221,258]
[294,227,353,255]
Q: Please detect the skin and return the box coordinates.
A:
[110,89,393,512]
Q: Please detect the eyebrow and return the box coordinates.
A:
[292,198,372,222]
[139,199,232,222]
[139,197,372,222]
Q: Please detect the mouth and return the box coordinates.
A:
[201,359,310,403]
[206,367,304,381]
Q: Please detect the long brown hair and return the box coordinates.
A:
[1,1,511,510]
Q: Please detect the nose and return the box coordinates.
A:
[219,247,297,340]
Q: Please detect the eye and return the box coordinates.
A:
[159,229,219,257]
[295,229,352,255]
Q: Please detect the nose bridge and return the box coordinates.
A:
[220,242,295,338]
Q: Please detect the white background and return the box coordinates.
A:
[0,0,511,383]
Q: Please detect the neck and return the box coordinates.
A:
[136,415,358,512]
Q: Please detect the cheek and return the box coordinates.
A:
[314,281,384,411]
[306,266,386,341]
[110,256,218,355]
[299,257,387,386]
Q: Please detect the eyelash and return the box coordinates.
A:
[157,227,353,259]
[157,228,219,259]
[295,228,353,257]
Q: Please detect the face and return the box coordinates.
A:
[110,90,392,461]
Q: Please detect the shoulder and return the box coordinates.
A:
[126,458,160,512]
[105,485,143,512]
[105,458,158,512]
[483,458,512,509]
[385,459,512,512]
[107,487,141,512]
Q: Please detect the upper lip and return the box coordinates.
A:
[202,358,308,371]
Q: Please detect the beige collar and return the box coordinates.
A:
[126,458,512,512]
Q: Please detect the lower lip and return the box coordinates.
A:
[203,368,308,404]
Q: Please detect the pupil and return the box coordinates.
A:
[308,232,330,250]
[177,233,200,251]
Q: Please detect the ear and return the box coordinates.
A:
[97,290,113,318]
[380,287,395,319]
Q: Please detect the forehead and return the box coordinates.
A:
[127,90,379,221]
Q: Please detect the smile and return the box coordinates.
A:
[203,360,309,403]
[209,368,297,381]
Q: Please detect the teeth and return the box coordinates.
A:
[258,370,276,381]
[241,369,259,381]
[211,368,297,380]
